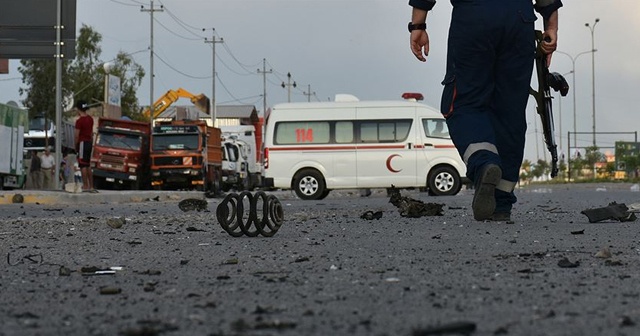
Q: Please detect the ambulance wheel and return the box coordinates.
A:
[427,165,461,196]
[293,169,326,200]
[318,189,330,200]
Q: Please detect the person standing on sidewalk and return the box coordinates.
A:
[29,150,42,190]
[408,0,561,221]
[74,100,97,193]
[40,147,55,190]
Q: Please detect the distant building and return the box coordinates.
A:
[614,141,640,173]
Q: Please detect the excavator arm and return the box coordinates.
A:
[142,88,211,120]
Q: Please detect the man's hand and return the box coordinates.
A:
[541,11,559,67]
[410,30,430,62]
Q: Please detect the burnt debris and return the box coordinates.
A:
[388,185,444,218]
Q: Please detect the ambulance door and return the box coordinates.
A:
[355,106,418,188]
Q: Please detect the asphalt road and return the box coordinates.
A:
[1,184,640,336]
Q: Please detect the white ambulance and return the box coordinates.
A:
[262,94,468,200]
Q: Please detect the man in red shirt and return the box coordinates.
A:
[74,100,97,192]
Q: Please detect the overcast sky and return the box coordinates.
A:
[1,0,638,162]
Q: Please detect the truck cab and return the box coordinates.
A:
[150,120,222,194]
[220,125,263,191]
[24,115,55,151]
[91,118,151,190]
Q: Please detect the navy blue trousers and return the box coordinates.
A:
[440,0,536,213]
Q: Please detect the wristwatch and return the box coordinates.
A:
[408,22,427,32]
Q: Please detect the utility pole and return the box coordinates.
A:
[141,1,163,123]
[257,59,272,115]
[303,84,315,102]
[281,72,296,103]
[54,0,63,190]
[204,28,223,127]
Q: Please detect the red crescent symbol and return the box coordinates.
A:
[386,154,402,173]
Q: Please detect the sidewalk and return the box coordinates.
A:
[0,189,205,205]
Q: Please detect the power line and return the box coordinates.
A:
[109,0,140,7]
[153,17,201,41]
[220,43,261,73]
[155,53,210,79]
[158,1,206,33]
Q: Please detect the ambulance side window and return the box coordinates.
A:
[335,121,354,143]
[423,119,450,139]
[359,119,412,143]
[274,121,330,145]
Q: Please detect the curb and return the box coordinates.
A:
[0,190,206,205]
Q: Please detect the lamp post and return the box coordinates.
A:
[555,50,592,153]
[585,18,600,147]
[557,70,574,158]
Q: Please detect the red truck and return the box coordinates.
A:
[91,117,151,190]
[150,119,222,195]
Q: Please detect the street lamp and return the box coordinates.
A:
[557,70,574,158]
[555,50,592,154]
[585,18,600,146]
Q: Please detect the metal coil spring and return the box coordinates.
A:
[216,191,284,237]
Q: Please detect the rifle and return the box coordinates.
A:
[530,30,569,178]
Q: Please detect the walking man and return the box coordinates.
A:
[408,0,562,221]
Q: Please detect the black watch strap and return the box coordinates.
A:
[408,22,427,32]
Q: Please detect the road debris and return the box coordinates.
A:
[178,198,208,212]
[580,202,637,223]
[412,321,476,336]
[594,247,612,259]
[388,185,444,218]
[99,287,122,295]
[106,217,125,229]
[360,210,383,220]
[7,252,43,266]
[217,191,284,237]
[12,194,24,203]
[81,266,121,276]
[557,257,580,268]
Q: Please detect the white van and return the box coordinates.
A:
[262,95,468,200]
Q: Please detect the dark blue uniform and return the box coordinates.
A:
[410,0,562,216]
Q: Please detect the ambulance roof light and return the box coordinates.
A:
[401,92,424,101]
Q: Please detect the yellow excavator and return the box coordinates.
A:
[142,88,210,120]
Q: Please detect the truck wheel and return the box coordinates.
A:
[427,165,461,196]
[93,177,105,190]
[293,169,326,200]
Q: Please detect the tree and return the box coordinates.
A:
[558,159,567,181]
[18,59,72,120]
[68,24,145,119]
[520,159,532,184]
[584,146,605,179]
[19,24,145,120]
[107,52,145,120]
[531,159,548,180]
